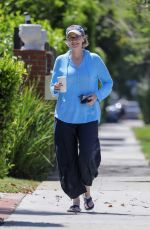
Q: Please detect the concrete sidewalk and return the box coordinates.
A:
[1,120,150,230]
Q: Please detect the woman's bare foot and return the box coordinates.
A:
[84,185,94,210]
[67,196,81,213]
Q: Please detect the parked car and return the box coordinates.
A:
[105,99,141,122]
[124,101,141,119]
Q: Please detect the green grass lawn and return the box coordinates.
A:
[133,125,150,164]
[0,177,40,193]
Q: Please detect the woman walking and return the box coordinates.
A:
[50,25,113,212]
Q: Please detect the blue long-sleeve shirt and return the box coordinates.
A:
[50,49,113,124]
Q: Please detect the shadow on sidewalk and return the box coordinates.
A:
[3,221,64,227]
[2,208,150,217]
[2,211,150,227]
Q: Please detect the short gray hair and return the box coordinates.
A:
[82,35,89,48]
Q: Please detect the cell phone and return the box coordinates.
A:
[79,95,92,104]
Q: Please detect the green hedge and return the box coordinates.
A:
[0,55,56,180]
[0,55,26,178]
[138,79,150,124]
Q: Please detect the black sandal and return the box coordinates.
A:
[67,205,81,213]
[84,196,94,210]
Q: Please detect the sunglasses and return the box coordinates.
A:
[67,35,82,41]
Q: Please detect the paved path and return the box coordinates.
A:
[1,120,150,230]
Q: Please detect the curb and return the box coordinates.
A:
[0,193,26,225]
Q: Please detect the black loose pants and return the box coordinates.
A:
[54,118,101,199]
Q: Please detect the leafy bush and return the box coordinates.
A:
[0,55,26,178]
[36,19,66,55]
[0,56,56,180]
[0,5,65,56]
[0,6,24,55]
[9,85,56,180]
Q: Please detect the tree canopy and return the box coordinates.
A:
[0,0,150,98]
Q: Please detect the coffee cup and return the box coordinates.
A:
[58,76,67,93]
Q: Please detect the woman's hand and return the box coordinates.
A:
[54,82,62,91]
[87,94,97,106]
